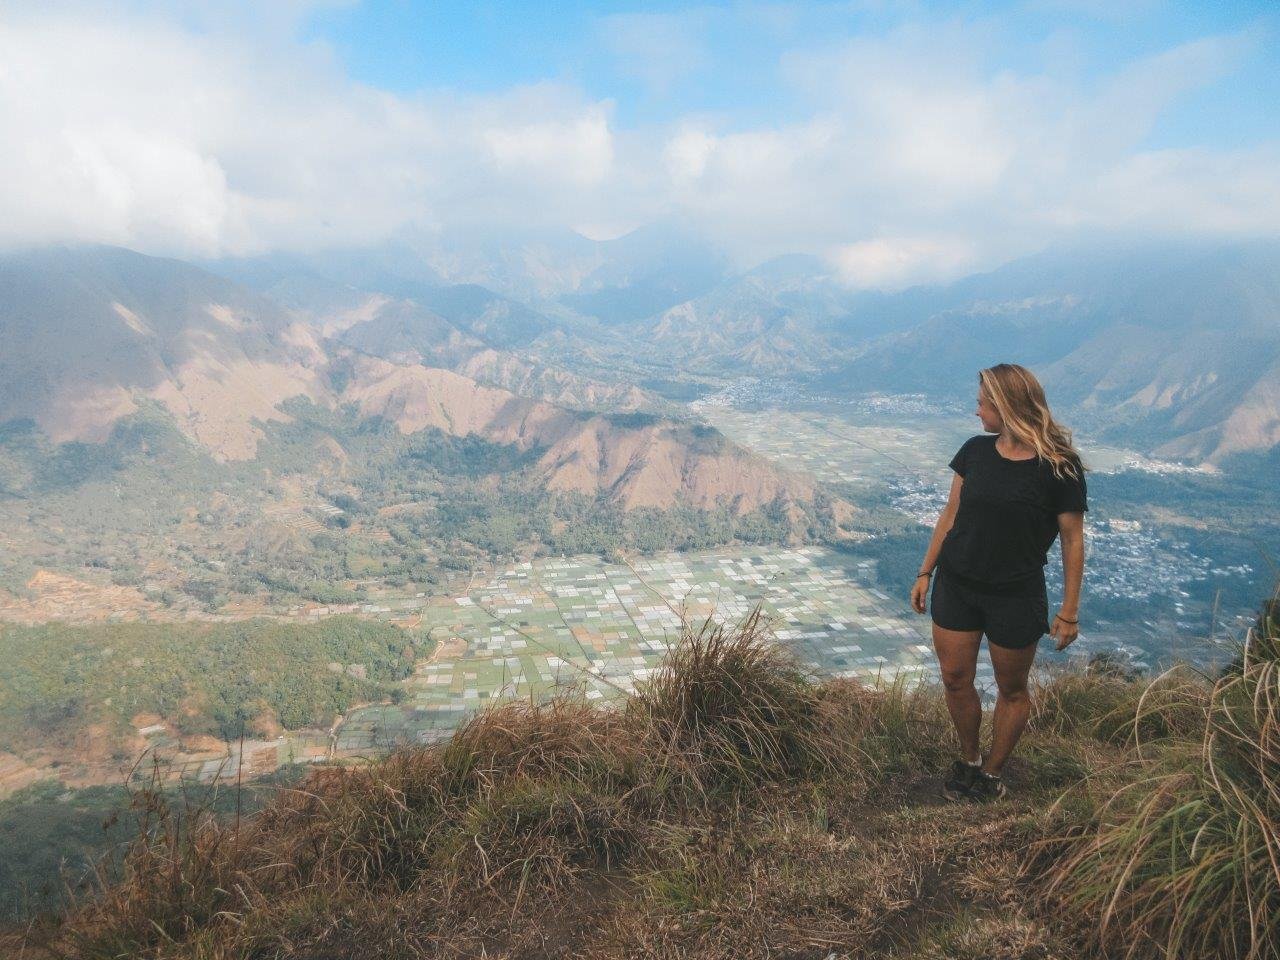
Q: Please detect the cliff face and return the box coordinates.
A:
[534,416,819,514]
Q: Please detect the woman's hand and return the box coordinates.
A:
[1051,611,1079,651]
[910,575,930,614]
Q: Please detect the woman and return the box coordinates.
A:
[909,363,1088,803]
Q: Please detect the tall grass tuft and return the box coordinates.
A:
[1033,593,1280,960]
[626,605,863,798]
[1029,658,1208,749]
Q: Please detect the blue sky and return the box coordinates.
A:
[303,1,1278,145]
[2,0,1278,285]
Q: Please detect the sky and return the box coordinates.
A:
[1,0,1278,287]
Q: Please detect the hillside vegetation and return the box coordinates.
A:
[0,616,419,750]
[15,592,1280,960]
[0,394,847,617]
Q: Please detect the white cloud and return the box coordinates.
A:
[834,237,978,289]
[657,119,845,257]
[0,4,1276,287]
[0,11,618,257]
[1065,145,1280,233]
[663,127,717,181]
[482,99,614,187]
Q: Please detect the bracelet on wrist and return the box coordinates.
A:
[1055,614,1078,624]
[916,571,934,579]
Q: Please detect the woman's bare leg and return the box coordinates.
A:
[983,640,1039,775]
[931,623,984,763]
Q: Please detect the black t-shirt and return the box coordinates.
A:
[938,434,1088,596]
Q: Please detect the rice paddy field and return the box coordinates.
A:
[330,545,973,755]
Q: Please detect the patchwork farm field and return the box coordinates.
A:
[331,545,954,754]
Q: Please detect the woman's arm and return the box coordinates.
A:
[1054,512,1085,649]
[910,474,961,614]
[921,473,963,573]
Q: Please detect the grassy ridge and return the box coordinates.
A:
[15,593,1280,959]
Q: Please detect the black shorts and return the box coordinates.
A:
[929,567,1049,650]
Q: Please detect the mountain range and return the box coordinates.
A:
[612,238,1280,465]
[3,234,1278,484]
[0,245,835,519]
[815,240,1280,464]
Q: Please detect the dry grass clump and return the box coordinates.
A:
[302,696,648,899]
[845,670,957,779]
[41,697,651,958]
[1031,595,1280,960]
[1028,657,1208,748]
[625,605,876,798]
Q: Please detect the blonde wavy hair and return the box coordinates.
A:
[978,363,1087,483]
